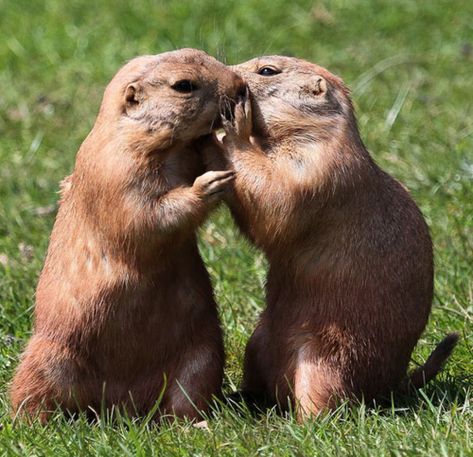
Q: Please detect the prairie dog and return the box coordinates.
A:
[10,49,246,422]
[204,56,457,420]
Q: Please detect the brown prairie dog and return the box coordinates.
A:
[204,56,458,421]
[10,48,246,422]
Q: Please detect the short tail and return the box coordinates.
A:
[406,333,459,390]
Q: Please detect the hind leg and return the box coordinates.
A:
[10,336,84,423]
[241,322,273,402]
[293,354,344,422]
[159,339,224,421]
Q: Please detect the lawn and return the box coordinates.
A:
[0,0,472,455]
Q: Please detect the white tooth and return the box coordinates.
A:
[215,130,225,142]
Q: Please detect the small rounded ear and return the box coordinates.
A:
[124,83,141,112]
[313,76,327,96]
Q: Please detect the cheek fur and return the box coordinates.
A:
[260,98,301,127]
[176,101,219,140]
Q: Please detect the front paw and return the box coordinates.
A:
[221,90,252,147]
[193,170,235,203]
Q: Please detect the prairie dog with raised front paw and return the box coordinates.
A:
[10,49,246,422]
[203,56,457,421]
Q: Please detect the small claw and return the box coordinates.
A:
[215,174,236,185]
[221,115,234,134]
[219,97,235,122]
[210,170,235,182]
[205,173,235,197]
[244,94,252,119]
[220,169,236,176]
[236,99,245,115]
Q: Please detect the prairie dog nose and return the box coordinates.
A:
[234,77,247,100]
[223,74,247,100]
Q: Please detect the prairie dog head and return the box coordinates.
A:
[233,56,354,144]
[99,48,246,150]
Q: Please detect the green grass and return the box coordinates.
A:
[0,0,472,455]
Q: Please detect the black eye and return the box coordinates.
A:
[171,80,196,93]
[257,66,280,76]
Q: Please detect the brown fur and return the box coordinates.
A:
[203,56,458,421]
[10,49,246,422]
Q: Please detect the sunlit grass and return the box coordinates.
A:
[0,0,472,455]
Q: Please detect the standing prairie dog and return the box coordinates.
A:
[10,49,246,422]
[204,56,458,420]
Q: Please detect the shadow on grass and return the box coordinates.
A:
[220,373,472,422]
[380,374,472,414]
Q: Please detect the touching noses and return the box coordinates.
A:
[221,73,247,100]
[233,76,247,100]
